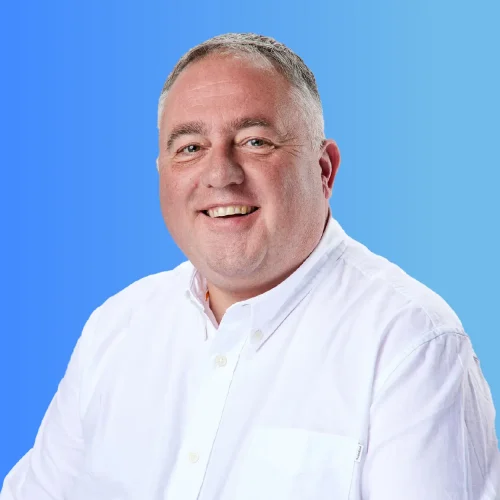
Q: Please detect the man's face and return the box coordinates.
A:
[158,54,338,295]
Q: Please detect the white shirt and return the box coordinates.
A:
[2,216,499,500]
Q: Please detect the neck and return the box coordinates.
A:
[207,267,300,324]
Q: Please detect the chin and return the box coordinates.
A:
[208,261,260,280]
[202,252,263,280]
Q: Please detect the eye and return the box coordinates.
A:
[179,144,201,154]
[245,138,269,147]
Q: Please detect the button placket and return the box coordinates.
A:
[164,327,249,500]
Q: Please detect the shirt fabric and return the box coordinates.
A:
[2,215,499,500]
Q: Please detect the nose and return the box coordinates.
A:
[200,144,244,189]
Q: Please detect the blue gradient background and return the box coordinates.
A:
[1,0,499,479]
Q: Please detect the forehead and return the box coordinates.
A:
[160,55,297,130]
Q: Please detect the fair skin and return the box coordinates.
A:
[157,54,340,323]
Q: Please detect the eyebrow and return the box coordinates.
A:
[166,121,207,151]
[165,116,279,152]
[226,116,273,131]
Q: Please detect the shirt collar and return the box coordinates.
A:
[185,213,347,347]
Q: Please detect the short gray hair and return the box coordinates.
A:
[157,33,325,149]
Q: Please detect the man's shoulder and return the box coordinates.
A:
[337,236,464,336]
[334,237,470,391]
[94,260,194,319]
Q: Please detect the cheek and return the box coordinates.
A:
[253,161,291,205]
[272,163,307,204]
[274,162,322,214]
[159,170,194,212]
[159,175,183,228]
[158,174,172,209]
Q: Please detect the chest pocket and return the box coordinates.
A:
[233,427,360,500]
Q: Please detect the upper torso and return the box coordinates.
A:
[63,217,487,500]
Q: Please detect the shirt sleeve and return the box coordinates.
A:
[362,330,500,499]
[0,307,101,500]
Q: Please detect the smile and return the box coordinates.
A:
[202,205,259,218]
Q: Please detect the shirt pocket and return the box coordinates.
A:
[233,427,360,500]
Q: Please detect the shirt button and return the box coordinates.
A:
[188,452,200,463]
[215,354,227,367]
[252,330,263,343]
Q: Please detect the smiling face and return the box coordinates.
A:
[158,54,339,297]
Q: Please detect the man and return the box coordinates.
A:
[1,33,499,500]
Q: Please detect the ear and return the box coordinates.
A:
[318,139,341,199]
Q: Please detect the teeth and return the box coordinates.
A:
[207,206,257,218]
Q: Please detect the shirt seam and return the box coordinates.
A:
[372,328,468,404]
[457,345,488,484]
[339,239,447,331]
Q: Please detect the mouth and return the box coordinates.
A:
[201,205,260,219]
